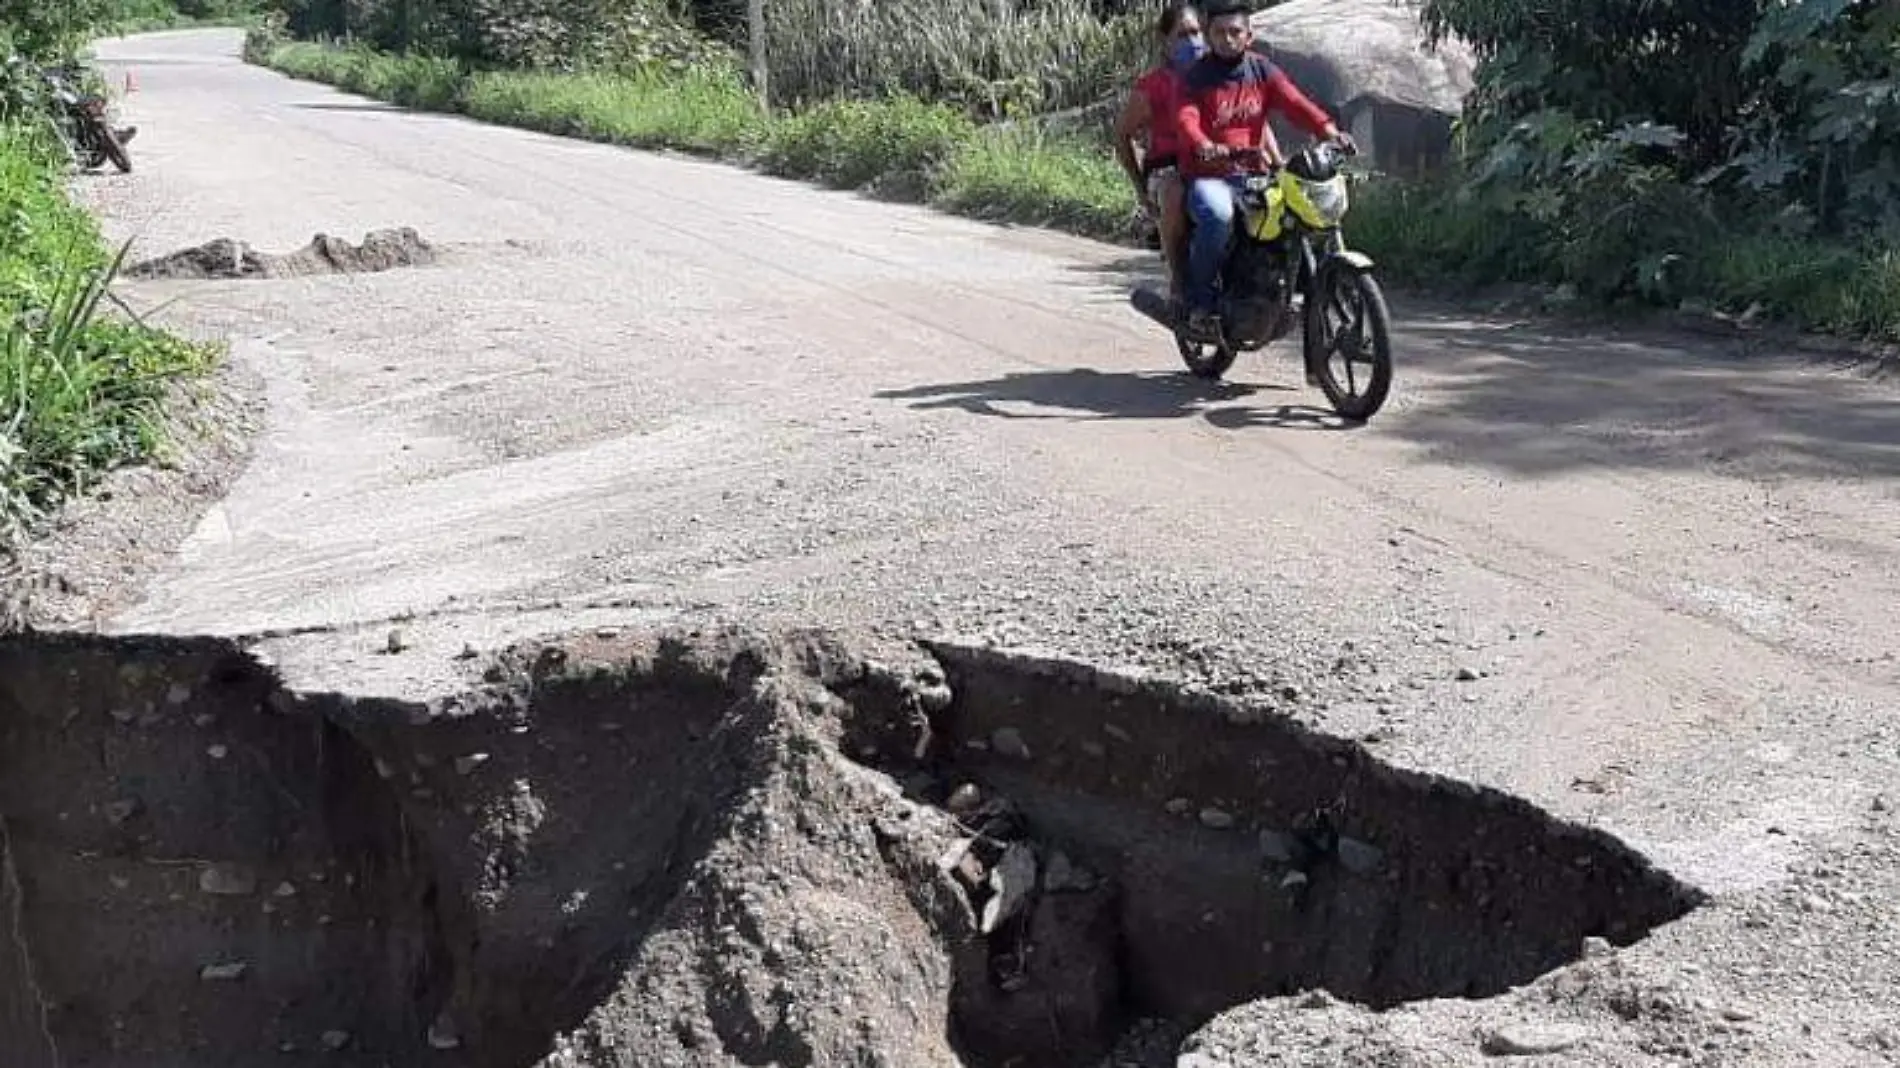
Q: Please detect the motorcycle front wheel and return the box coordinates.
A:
[1303,261,1392,421]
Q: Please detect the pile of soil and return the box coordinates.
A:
[0,626,1703,1066]
[126,227,436,281]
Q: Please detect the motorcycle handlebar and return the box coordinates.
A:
[1201,137,1356,170]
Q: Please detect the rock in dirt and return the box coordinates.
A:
[1481,1022,1591,1056]
[1200,807,1238,830]
[103,797,142,825]
[1259,829,1301,864]
[938,837,986,889]
[197,862,258,897]
[982,842,1038,933]
[991,726,1032,760]
[199,961,248,981]
[127,227,437,281]
[1043,850,1098,893]
[946,782,982,813]
[426,1013,462,1050]
[319,1029,351,1051]
[1336,836,1384,875]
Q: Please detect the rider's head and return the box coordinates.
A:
[1156,3,1205,70]
[1202,0,1254,61]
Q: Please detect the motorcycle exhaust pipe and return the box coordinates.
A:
[1129,282,1177,330]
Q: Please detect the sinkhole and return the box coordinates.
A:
[0,629,1703,1067]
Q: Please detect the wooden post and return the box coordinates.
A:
[747,0,769,108]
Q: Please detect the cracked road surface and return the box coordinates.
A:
[68,28,1900,1064]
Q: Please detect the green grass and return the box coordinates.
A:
[465,68,764,155]
[1,123,214,544]
[934,126,1131,240]
[762,95,974,191]
[253,40,1900,345]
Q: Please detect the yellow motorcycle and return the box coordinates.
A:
[1131,140,1392,422]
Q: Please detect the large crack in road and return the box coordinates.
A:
[0,630,1701,1066]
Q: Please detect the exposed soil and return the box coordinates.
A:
[0,627,1701,1067]
[126,228,436,281]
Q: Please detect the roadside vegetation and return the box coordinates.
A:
[1,9,217,546]
[247,0,1899,344]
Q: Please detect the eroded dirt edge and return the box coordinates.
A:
[0,626,1705,1067]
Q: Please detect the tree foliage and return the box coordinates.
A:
[0,0,123,59]
[275,0,731,71]
[1417,0,1899,301]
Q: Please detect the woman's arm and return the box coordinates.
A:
[1113,89,1155,206]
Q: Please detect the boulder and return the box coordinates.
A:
[1250,0,1477,176]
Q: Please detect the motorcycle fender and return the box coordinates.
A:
[1332,250,1376,272]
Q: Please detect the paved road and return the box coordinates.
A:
[83,26,1899,947]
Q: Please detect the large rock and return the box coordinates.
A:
[1251,0,1476,176]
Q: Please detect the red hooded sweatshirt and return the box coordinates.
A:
[1176,50,1335,180]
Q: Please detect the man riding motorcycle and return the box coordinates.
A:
[1173,0,1352,341]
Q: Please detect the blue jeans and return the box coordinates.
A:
[1185,177,1245,314]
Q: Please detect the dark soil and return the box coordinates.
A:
[0,627,1705,1067]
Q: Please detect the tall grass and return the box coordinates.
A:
[465,67,764,154]
[934,125,1130,239]
[0,124,212,543]
[760,0,1145,116]
[762,95,974,191]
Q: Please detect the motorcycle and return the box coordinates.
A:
[1129,140,1393,422]
[4,56,136,174]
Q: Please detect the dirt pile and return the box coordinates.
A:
[0,627,1705,1066]
[126,227,435,280]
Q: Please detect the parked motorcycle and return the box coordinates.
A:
[3,56,136,174]
[1130,140,1392,422]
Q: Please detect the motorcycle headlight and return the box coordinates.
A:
[1297,175,1350,226]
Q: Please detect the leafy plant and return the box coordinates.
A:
[0,123,213,544]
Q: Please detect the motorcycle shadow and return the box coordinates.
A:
[875,367,1342,428]
[1202,403,1361,432]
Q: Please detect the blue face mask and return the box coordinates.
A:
[1169,35,1206,70]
